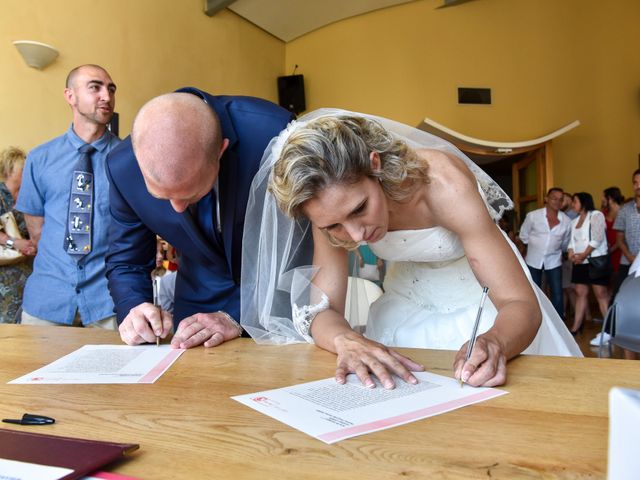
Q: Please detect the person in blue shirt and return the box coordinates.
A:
[17,64,120,328]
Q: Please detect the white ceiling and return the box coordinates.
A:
[227,0,421,42]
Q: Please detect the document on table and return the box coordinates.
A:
[0,460,140,480]
[8,345,184,384]
[232,371,507,444]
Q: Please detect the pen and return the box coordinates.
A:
[460,286,489,387]
[152,274,161,347]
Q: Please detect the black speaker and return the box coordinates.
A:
[278,74,306,114]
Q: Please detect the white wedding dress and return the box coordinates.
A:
[365,224,583,356]
[240,108,583,358]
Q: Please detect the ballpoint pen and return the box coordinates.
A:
[152,274,161,347]
[460,286,489,387]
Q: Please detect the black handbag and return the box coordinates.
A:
[587,212,612,279]
[588,254,611,279]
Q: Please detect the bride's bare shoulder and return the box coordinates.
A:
[415,148,476,188]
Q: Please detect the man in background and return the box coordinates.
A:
[105,88,293,349]
[613,169,640,289]
[17,65,119,328]
[519,187,572,318]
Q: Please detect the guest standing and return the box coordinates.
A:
[602,187,624,275]
[518,188,571,318]
[613,170,640,292]
[16,65,120,329]
[0,147,36,322]
[567,192,610,334]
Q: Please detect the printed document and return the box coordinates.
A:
[232,372,507,443]
[8,345,184,384]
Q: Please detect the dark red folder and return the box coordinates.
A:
[0,428,139,480]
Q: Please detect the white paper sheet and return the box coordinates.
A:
[8,345,184,384]
[0,458,72,480]
[232,371,507,443]
[609,387,640,480]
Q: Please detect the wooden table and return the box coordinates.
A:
[0,325,637,479]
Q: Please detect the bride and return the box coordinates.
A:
[241,110,582,390]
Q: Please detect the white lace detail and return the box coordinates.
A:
[292,293,329,343]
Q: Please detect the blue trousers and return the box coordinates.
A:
[528,265,564,319]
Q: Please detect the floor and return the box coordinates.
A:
[562,289,637,359]
[570,316,624,359]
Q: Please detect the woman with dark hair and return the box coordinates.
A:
[567,192,610,334]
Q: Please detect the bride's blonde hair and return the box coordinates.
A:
[269,115,428,229]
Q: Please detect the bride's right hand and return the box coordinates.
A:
[333,331,424,389]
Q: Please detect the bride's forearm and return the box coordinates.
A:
[487,301,541,359]
[310,310,357,354]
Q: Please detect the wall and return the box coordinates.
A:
[0,0,284,150]
[285,0,640,197]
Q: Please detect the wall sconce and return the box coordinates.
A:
[13,40,59,69]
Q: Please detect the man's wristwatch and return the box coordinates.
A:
[5,237,14,250]
[217,311,243,337]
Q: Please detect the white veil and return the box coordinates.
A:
[240,108,513,345]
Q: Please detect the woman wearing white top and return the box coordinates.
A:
[567,192,610,334]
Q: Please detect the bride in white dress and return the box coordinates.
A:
[241,109,582,390]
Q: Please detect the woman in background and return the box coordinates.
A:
[0,147,36,323]
[567,192,609,334]
[602,187,624,280]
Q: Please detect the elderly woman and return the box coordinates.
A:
[241,110,581,390]
[567,192,610,334]
[0,147,36,323]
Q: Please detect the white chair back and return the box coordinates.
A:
[344,276,383,332]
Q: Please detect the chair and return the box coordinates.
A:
[344,276,383,332]
[599,275,640,357]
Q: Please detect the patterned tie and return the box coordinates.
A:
[64,144,96,260]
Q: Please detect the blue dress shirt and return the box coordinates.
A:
[16,125,120,324]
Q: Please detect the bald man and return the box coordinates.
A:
[105,87,293,348]
[17,64,120,329]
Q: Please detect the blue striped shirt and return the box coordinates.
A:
[16,125,120,324]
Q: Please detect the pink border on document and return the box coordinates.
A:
[90,472,141,480]
[317,389,505,443]
[137,349,184,383]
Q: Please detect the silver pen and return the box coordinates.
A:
[460,286,489,387]
[152,274,161,347]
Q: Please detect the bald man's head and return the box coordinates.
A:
[132,92,229,212]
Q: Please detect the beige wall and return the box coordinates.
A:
[1,0,284,150]
[3,0,638,199]
[285,0,640,198]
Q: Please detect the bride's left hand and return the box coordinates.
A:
[453,333,507,387]
[333,331,425,389]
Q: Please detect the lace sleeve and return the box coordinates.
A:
[589,211,607,248]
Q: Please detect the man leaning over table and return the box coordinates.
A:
[105,88,293,349]
[17,64,120,329]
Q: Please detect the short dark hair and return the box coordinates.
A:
[633,168,640,179]
[573,192,595,212]
[547,187,563,196]
[603,186,624,205]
